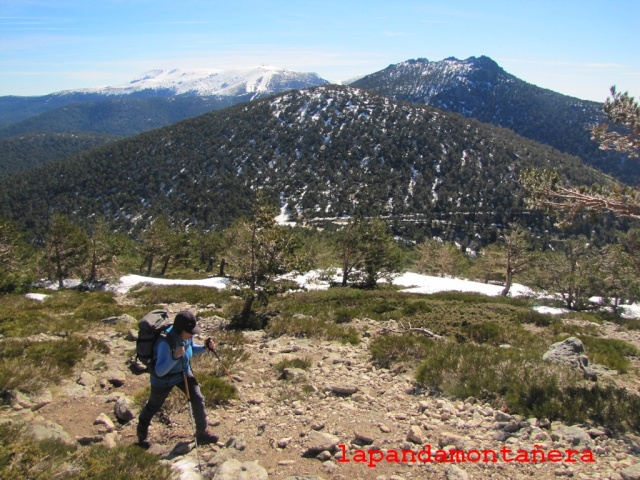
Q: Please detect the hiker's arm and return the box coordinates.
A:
[191,340,206,356]
[154,341,179,377]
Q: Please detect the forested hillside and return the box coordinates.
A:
[0,85,611,241]
[0,132,118,178]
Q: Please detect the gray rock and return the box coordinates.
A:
[552,424,593,447]
[103,431,118,448]
[114,396,135,423]
[208,448,237,467]
[330,384,358,396]
[406,425,425,444]
[29,421,73,445]
[282,367,307,382]
[439,432,469,449]
[543,337,597,380]
[282,477,326,480]
[303,431,340,455]
[213,458,268,480]
[101,314,136,325]
[225,436,246,451]
[103,370,127,387]
[76,435,104,446]
[446,465,470,480]
[94,412,115,432]
[10,389,52,411]
[78,371,97,387]
[353,429,375,445]
[621,463,640,480]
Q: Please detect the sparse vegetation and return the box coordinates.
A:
[413,339,640,432]
[0,423,173,480]
[273,356,313,373]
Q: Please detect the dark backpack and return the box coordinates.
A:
[136,310,176,374]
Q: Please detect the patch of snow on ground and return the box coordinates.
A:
[533,305,569,315]
[110,274,230,294]
[393,272,534,297]
[30,271,639,320]
[26,293,48,302]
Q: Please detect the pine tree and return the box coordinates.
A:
[0,218,34,293]
[522,87,640,220]
[224,197,308,327]
[44,214,89,289]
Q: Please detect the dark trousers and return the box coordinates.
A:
[137,375,208,439]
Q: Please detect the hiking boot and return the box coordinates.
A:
[137,438,152,449]
[196,429,219,445]
[137,425,150,449]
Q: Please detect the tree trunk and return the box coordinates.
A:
[160,256,171,277]
[500,268,513,296]
[240,295,254,322]
[145,254,154,276]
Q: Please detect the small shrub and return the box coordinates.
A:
[199,376,237,405]
[267,316,359,345]
[465,322,504,345]
[518,309,557,327]
[334,307,356,323]
[402,301,432,316]
[273,357,312,373]
[370,333,434,368]
[579,336,639,373]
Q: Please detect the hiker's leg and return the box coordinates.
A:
[137,385,173,440]
[178,375,208,434]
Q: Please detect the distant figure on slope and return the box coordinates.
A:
[137,310,218,448]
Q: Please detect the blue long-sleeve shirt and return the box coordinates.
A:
[151,326,206,388]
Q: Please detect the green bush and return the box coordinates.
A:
[465,321,505,345]
[334,307,357,323]
[273,356,312,373]
[0,291,129,338]
[370,333,434,368]
[517,309,557,327]
[199,376,237,405]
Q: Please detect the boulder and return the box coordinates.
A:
[543,337,597,380]
[303,431,340,456]
[621,463,640,480]
[114,396,135,423]
[213,459,268,480]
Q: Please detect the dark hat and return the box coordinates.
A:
[173,310,202,335]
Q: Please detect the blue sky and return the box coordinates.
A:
[1,0,638,101]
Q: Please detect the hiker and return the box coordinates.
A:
[137,310,218,448]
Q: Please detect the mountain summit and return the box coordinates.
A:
[350,56,638,183]
[72,66,330,98]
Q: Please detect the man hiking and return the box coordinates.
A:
[137,310,218,448]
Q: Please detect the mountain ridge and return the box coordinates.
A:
[0,85,610,241]
[349,56,639,183]
[68,66,330,98]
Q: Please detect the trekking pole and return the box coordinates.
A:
[210,346,244,402]
[183,371,202,473]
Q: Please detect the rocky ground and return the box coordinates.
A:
[3,299,640,480]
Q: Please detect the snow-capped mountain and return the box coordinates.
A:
[72,66,329,98]
[350,56,640,183]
